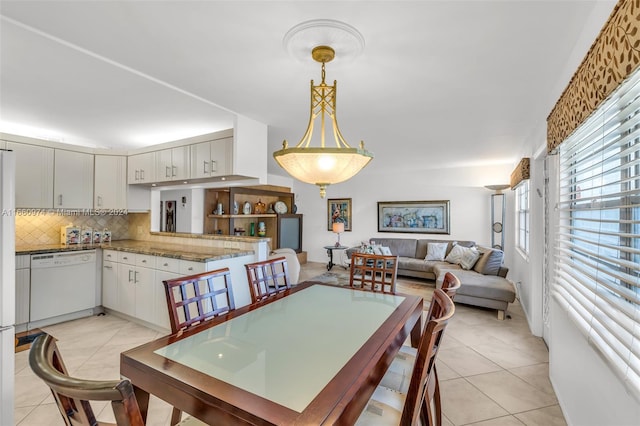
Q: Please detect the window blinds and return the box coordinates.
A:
[555,66,640,401]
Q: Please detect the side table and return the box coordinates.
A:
[323,245,349,271]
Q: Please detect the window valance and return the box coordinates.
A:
[510,157,530,189]
[547,0,640,153]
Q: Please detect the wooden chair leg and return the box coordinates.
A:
[170,407,182,425]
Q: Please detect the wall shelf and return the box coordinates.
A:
[204,186,302,252]
[207,214,278,219]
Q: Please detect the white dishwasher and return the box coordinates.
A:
[30,250,97,324]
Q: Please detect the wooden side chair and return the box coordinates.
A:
[29,333,204,426]
[244,256,291,303]
[356,288,455,425]
[163,268,236,425]
[441,271,461,300]
[163,268,236,334]
[349,252,399,294]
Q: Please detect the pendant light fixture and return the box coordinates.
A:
[274,44,373,198]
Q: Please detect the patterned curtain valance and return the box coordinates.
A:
[547,0,640,153]
[510,158,530,189]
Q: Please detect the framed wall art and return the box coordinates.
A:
[327,198,352,231]
[377,200,450,234]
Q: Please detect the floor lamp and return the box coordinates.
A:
[485,184,509,250]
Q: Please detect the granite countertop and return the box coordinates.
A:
[16,239,254,262]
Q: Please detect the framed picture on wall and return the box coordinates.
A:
[377,200,450,234]
[327,198,352,231]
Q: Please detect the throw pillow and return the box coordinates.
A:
[459,247,481,270]
[372,244,383,255]
[473,247,504,275]
[445,244,466,264]
[425,242,448,261]
[380,246,393,256]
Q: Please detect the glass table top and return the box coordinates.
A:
[154,285,406,412]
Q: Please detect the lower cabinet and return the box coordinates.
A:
[15,255,31,325]
[101,250,210,331]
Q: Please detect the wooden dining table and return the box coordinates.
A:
[120,281,423,425]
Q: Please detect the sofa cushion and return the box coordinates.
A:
[473,247,504,276]
[398,257,439,274]
[451,270,516,302]
[424,242,448,261]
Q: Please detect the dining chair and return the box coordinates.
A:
[29,333,204,426]
[349,252,398,294]
[163,268,236,334]
[356,288,455,425]
[441,271,461,300]
[244,256,291,303]
[163,268,236,425]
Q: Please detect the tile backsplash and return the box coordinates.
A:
[15,213,130,246]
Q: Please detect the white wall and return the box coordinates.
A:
[293,163,513,264]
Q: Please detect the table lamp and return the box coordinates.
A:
[332,222,345,247]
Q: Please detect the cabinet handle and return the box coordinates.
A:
[165,166,171,178]
[58,195,63,206]
[128,270,133,282]
[135,271,140,283]
[203,160,209,174]
[140,169,145,180]
[163,263,169,267]
[188,267,193,271]
[135,170,140,181]
[172,165,177,177]
[103,265,112,270]
[97,196,103,207]
[141,259,146,263]
[123,256,128,260]
[211,160,217,173]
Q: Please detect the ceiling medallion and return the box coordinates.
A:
[283,19,365,63]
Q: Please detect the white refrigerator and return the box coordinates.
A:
[0,149,16,426]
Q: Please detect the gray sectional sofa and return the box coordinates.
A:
[347,237,516,319]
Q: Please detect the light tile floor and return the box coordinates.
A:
[14,262,566,425]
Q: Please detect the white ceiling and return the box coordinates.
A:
[0,1,616,178]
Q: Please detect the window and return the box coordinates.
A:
[516,180,530,254]
[554,67,640,399]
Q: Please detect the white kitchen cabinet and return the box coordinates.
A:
[102,251,198,331]
[54,149,94,209]
[133,266,155,324]
[190,137,232,179]
[155,269,178,330]
[102,259,117,310]
[156,146,190,181]
[116,263,137,317]
[6,142,54,208]
[128,152,156,184]
[15,255,30,325]
[94,155,127,210]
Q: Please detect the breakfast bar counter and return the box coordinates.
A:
[16,239,254,262]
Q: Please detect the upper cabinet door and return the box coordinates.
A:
[156,146,190,181]
[95,155,127,209]
[54,150,94,209]
[190,141,211,179]
[6,142,54,208]
[190,138,233,179]
[210,137,233,177]
[128,152,156,184]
